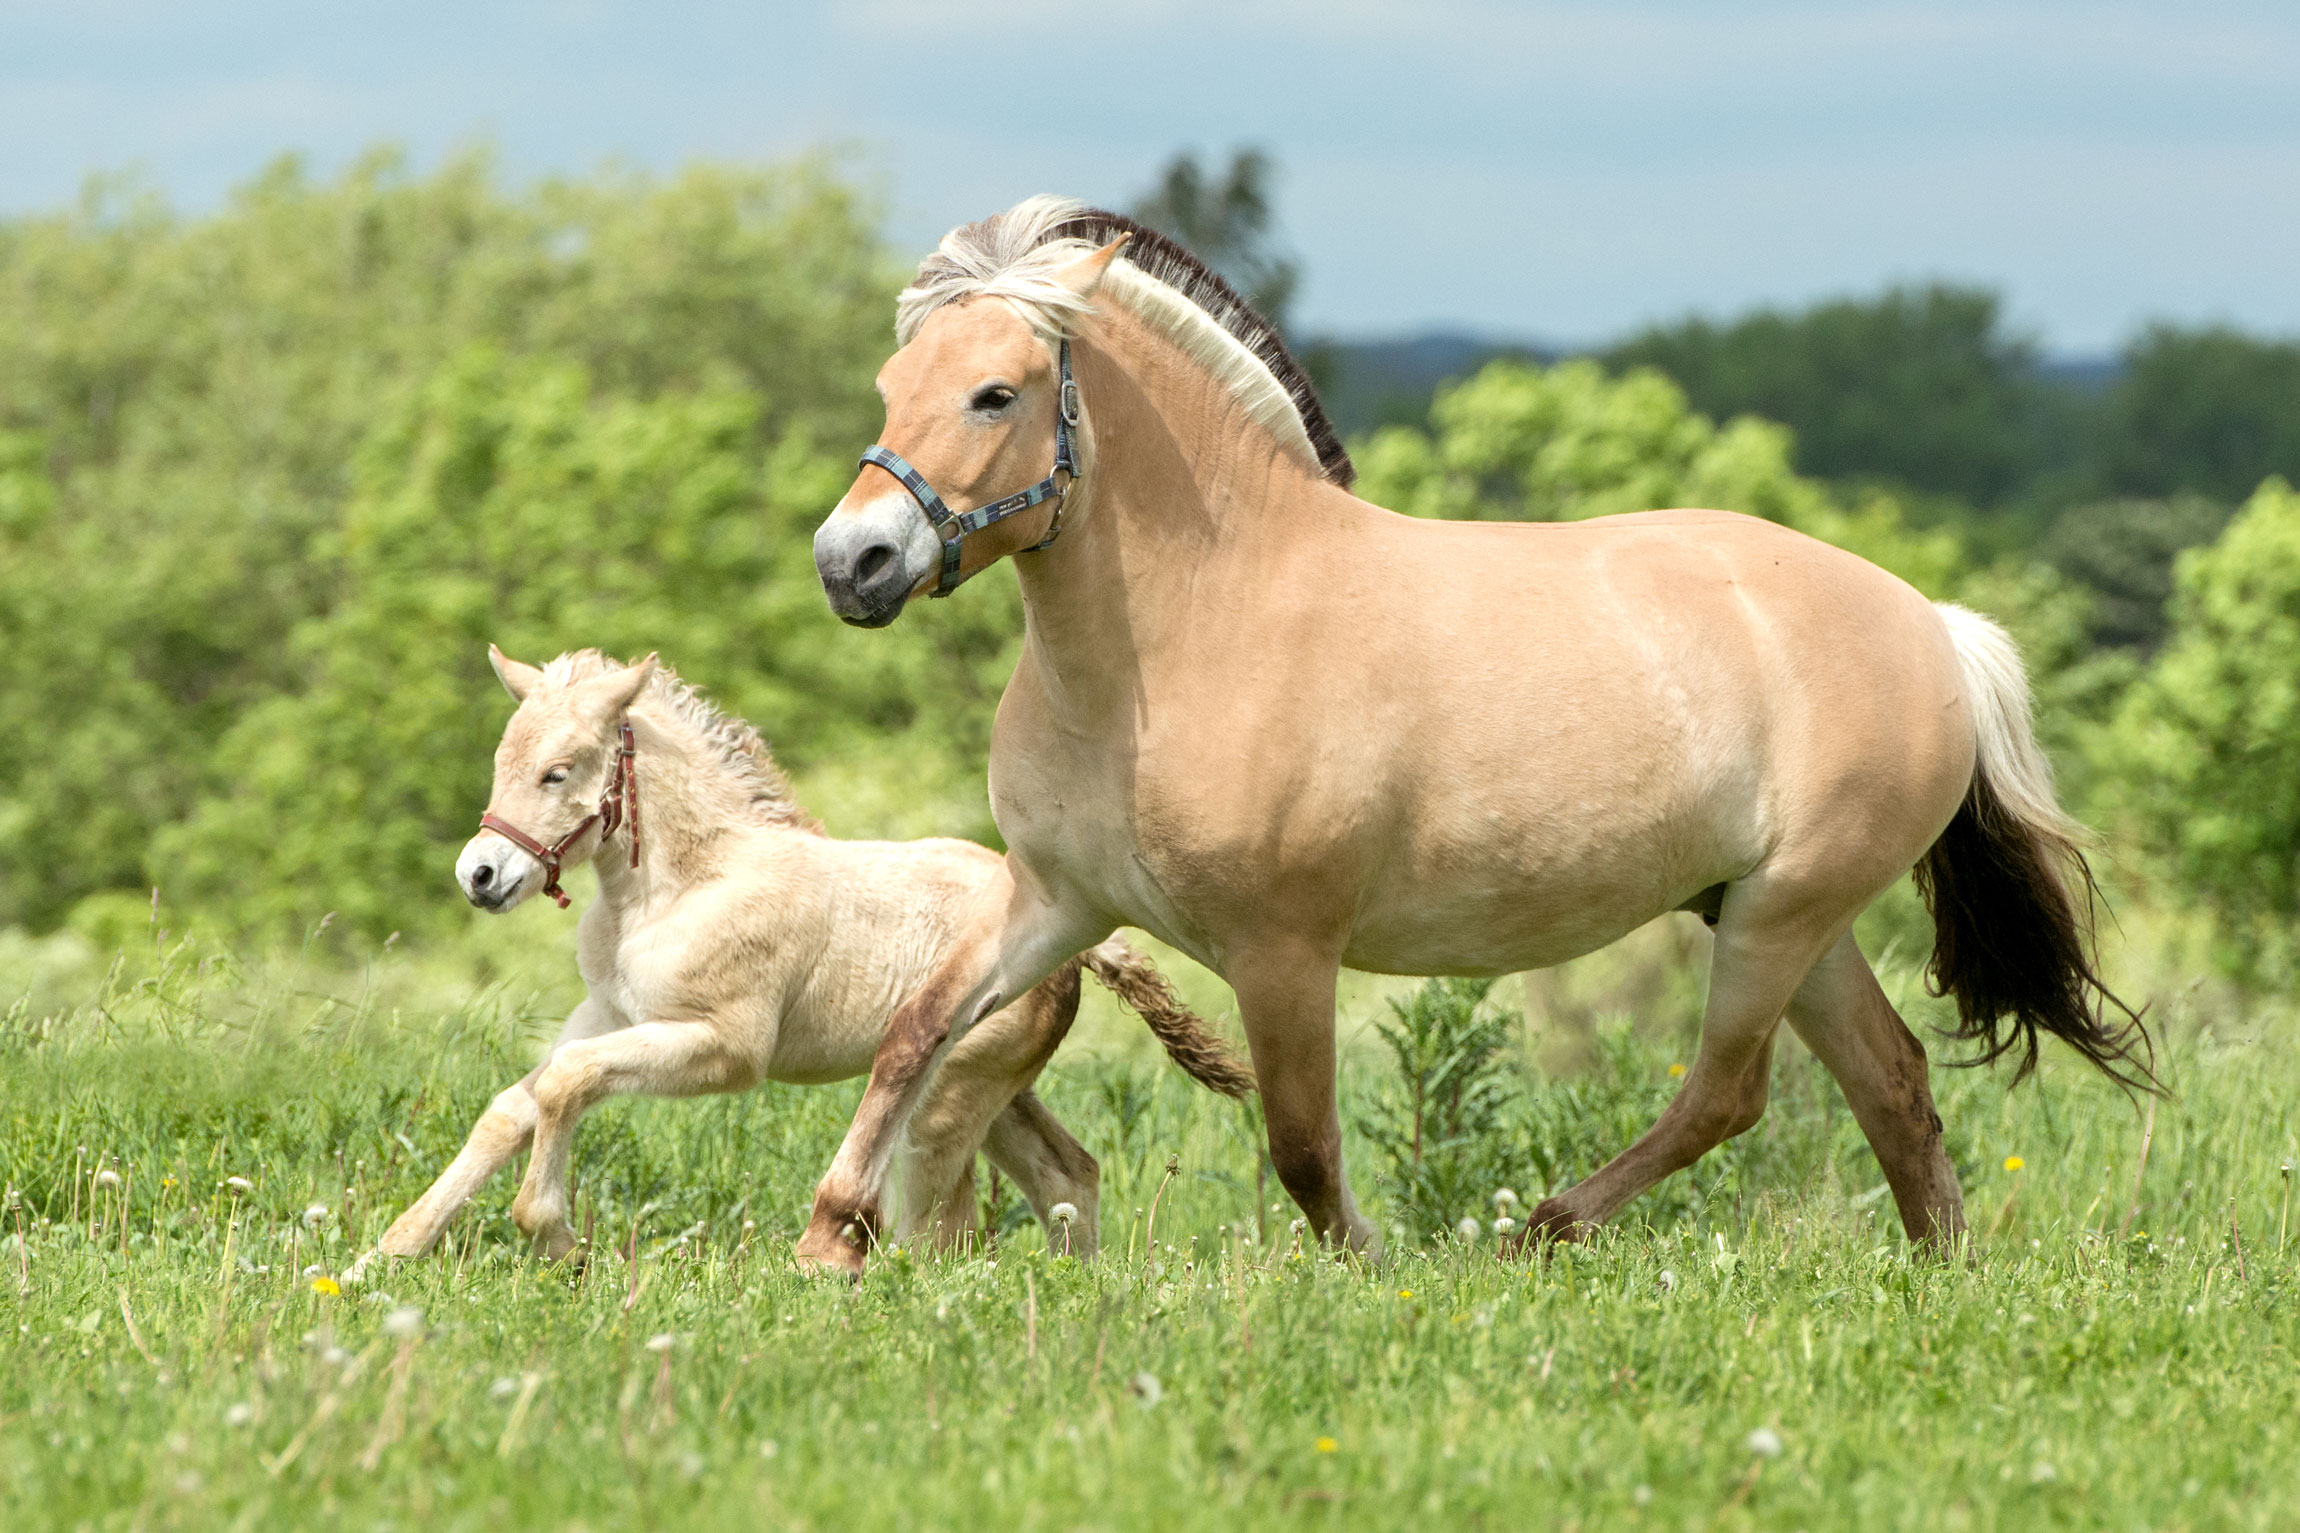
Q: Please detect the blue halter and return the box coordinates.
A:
[857,339,1081,597]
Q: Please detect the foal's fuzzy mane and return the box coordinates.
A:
[541,650,816,831]
[896,195,1355,490]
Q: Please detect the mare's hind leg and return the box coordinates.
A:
[1528,885,1838,1238]
[1784,932,1966,1244]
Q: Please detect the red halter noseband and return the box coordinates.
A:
[477,721,640,909]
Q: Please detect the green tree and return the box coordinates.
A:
[1604,284,2052,507]
[151,351,1020,943]
[2104,327,2300,503]
[2035,495,2230,652]
[0,150,899,930]
[2089,479,2300,972]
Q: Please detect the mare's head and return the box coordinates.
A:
[815,206,1128,626]
[458,646,656,911]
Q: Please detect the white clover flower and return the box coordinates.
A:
[381,1305,423,1339]
[1049,1202,1077,1224]
[1745,1427,1783,1458]
[94,1169,122,1191]
[1493,1188,1519,1211]
[224,1176,254,1195]
[302,1204,329,1229]
[1456,1216,1482,1242]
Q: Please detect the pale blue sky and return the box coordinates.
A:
[5,1,2296,352]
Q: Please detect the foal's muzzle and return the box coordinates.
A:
[457,836,541,912]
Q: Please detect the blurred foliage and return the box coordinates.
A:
[0,150,1017,940]
[1605,283,2052,508]
[2036,495,2231,652]
[2089,479,2300,976]
[2104,327,2300,504]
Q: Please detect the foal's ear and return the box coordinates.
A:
[1055,234,1130,299]
[585,652,658,719]
[489,644,544,703]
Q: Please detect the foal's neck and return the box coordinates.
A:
[587,711,757,910]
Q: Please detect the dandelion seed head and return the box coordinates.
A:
[1745,1426,1783,1458]
[491,1376,521,1400]
[1049,1202,1077,1225]
[1657,1268,1678,1293]
[381,1305,423,1338]
[1494,1215,1518,1236]
[1456,1216,1482,1242]
[302,1204,328,1228]
[646,1332,676,1353]
[1130,1372,1163,1409]
[1492,1188,1519,1211]
[222,1402,254,1428]
[224,1176,253,1195]
[94,1169,121,1190]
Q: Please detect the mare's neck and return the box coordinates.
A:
[1011,307,1326,708]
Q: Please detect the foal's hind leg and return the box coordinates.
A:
[1528,889,1836,1238]
[981,1090,1101,1257]
[1784,932,1965,1244]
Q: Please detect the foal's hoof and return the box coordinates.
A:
[793,1215,869,1278]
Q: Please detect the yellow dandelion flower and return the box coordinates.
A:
[2003,1156,2025,1172]
[1668,1062,1687,1078]
[1398,1289,1413,1299]
[1315,1436,1338,1454]
[309,1276,340,1297]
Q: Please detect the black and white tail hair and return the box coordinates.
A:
[1914,605,2157,1093]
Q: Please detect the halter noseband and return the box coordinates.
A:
[477,720,640,909]
[856,338,1081,597]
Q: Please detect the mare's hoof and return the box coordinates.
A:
[793,1216,870,1278]
[1508,1199,1598,1253]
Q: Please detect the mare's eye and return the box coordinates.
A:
[542,767,568,786]
[970,385,1017,413]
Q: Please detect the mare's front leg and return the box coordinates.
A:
[511,1020,756,1261]
[352,999,618,1280]
[796,867,1099,1276]
[1229,941,1381,1258]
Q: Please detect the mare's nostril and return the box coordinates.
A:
[854,543,896,585]
[471,865,494,889]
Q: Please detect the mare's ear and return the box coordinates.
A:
[489,644,544,703]
[1055,234,1130,299]
[583,652,658,719]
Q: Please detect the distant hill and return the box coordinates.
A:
[1310,332,1558,438]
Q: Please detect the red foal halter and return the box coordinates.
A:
[477,721,640,909]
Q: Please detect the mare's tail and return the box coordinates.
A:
[1082,939,1259,1098]
[1915,604,2156,1092]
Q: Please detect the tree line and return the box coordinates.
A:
[4,150,2299,981]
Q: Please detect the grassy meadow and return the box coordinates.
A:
[5,907,2299,1531]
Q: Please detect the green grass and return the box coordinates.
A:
[5,927,2300,1530]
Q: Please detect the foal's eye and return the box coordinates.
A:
[969,385,1017,413]
[542,767,568,786]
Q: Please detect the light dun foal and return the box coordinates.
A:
[358,647,1249,1274]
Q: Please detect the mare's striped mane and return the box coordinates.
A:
[896,196,1355,490]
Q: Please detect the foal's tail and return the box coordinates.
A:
[1915,604,2156,1092]
[1082,939,1259,1098]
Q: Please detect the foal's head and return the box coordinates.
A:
[458,646,656,912]
[814,234,1126,626]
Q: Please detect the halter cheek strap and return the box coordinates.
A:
[477,721,640,909]
[857,338,1081,597]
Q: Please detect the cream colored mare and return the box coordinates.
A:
[802,200,2144,1274]
[354,645,1250,1276]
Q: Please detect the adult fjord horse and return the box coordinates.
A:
[803,197,2145,1272]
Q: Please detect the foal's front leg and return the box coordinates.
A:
[351,1000,619,1280]
[512,1020,755,1261]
